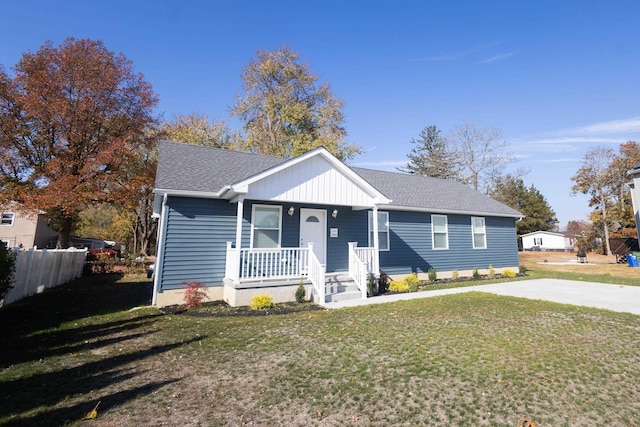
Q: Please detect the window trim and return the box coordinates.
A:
[0,212,15,226]
[250,204,282,249]
[368,211,390,251]
[431,214,449,250]
[471,216,487,249]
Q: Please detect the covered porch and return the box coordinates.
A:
[223,241,377,305]
[215,147,391,306]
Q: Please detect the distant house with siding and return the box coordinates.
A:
[521,231,571,252]
[151,141,523,307]
[0,203,58,248]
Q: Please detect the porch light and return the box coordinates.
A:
[288,206,295,216]
[332,209,338,218]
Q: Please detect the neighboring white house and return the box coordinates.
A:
[521,231,571,252]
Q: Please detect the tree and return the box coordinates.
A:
[232,47,360,160]
[491,175,558,235]
[571,147,616,255]
[114,140,158,255]
[399,125,458,178]
[449,122,514,193]
[565,220,596,252]
[605,141,640,235]
[162,113,245,150]
[0,38,158,247]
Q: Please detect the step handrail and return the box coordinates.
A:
[348,242,370,299]
[307,243,326,304]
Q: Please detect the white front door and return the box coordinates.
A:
[299,208,327,265]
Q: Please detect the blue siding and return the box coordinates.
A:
[159,197,237,291]
[158,196,519,289]
[326,208,368,272]
[380,211,519,275]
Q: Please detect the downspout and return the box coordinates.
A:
[372,205,380,277]
[233,197,244,284]
[151,193,168,306]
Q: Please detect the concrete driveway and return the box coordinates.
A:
[324,279,640,315]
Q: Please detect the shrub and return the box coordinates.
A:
[472,268,480,279]
[519,265,527,275]
[0,246,15,299]
[405,273,420,292]
[378,270,390,293]
[389,280,410,293]
[367,273,377,297]
[488,264,495,279]
[452,270,459,280]
[295,283,306,303]
[502,268,516,278]
[250,294,275,310]
[428,268,437,282]
[182,280,208,309]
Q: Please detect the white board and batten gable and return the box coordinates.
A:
[225,148,391,208]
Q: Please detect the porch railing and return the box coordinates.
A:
[307,243,326,304]
[348,242,373,299]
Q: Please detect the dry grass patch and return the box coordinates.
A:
[1,272,639,426]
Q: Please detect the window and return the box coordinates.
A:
[1,213,14,226]
[368,211,389,251]
[251,205,282,248]
[432,214,448,250]
[534,237,542,246]
[471,217,486,249]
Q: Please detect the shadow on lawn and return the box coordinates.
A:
[0,314,161,368]
[0,273,181,425]
[0,273,153,337]
[0,337,202,426]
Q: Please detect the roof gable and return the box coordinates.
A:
[228,147,390,206]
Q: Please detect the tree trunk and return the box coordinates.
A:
[601,200,612,256]
[57,217,73,249]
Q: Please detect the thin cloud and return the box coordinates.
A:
[525,137,626,145]
[480,52,517,64]
[540,158,582,163]
[563,117,640,135]
[410,42,502,62]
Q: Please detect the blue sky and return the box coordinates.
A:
[2,1,640,226]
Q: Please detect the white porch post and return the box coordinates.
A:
[372,205,380,276]
[233,197,244,284]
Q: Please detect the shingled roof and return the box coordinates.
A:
[155,140,522,218]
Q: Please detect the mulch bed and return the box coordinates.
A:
[160,300,326,317]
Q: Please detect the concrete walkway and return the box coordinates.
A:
[323,279,640,315]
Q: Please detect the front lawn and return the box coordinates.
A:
[1,273,638,426]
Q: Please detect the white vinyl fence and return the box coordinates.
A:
[2,247,87,306]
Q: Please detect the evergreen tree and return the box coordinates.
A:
[399,125,458,179]
[491,175,558,235]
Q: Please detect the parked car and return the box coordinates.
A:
[86,248,120,260]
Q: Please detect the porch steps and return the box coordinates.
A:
[323,273,363,304]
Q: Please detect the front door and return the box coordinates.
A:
[299,208,327,265]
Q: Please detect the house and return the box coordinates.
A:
[152,141,522,307]
[0,203,58,248]
[521,231,571,252]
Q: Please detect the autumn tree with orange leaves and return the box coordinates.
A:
[0,38,158,247]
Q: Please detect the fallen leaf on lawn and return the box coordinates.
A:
[82,401,101,420]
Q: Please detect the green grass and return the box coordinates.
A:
[526,268,640,286]
[0,271,638,426]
